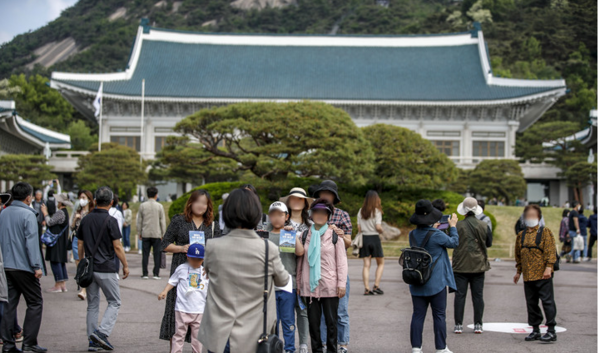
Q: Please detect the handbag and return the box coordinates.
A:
[257,239,284,353]
[351,232,363,257]
[573,235,584,251]
[75,215,111,289]
[40,225,69,247]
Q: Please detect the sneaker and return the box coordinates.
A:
[138,250,142,255]
[90,330,114,351]
[372,286,384,295]
[141,276,149,280]
[435,347,453,353]
[525,331,542,341]
[14,330,23,342]
[412,348,423,353]
[88,340,104,352]
[78,290,87,300]
[474,323,483,334]
[299,344,308,353]
[540,331,557,342]
[338,347,348,353]
[454,324,463,334]
[153,276,161,280]
[586,257,592,262]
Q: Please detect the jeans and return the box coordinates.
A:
[72,236,79,261]
[295,296,309,346]
[276,289,296,352]
[524,278,557,331]
[1,270,43,348]
[453,272,485,325]
[0,302,22,337]
[86,272,121,337]
[320,275,350,346]
[411,288,447,350]
[142,237,162,277]
[50,261,68,282]
[588,234,597,258]
[122,225,131,248]
[306,297,339,353]
[569,230,584,261]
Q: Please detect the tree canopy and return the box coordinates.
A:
[362,124,458,191]
[75,143,147,199]
[0,154,55,190]
[174,101,375,185]
[469,159,527,204]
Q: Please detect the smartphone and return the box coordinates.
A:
[440,215,450,224]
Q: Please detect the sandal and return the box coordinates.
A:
[373,286,384,295]
[364,289,374,295]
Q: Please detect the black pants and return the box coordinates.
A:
[524,278,557,331]
[305,297,339,353]
[142,237,162,277]
[588,234,597,258]
[411,289,447,350]
[454,272,485,325]
[0,270,43,348]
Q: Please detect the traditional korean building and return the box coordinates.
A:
[0,100,73,191]
[50,20,570,203]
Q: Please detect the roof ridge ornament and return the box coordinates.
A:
[141,18,150,34]
[471,22,482,38]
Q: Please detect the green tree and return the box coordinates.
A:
[362,124,458,191]
[7,74,75,132]
[66,120,97,150]
[564,161,597,203]
[149,135,239,186]
[516,120,591,202]
[447,169,472,195]
[174,101,375,185]
[0,154,55,190]
[75,142,147,200]
[469,159,526,204]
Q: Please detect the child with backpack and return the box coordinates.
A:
[297,198,347,353]
[158,244,208,353]
[266,201,305,353]
[404,200,458,353]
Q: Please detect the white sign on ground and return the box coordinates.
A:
[466,323,567,334]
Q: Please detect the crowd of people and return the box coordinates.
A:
[0,178,595,353]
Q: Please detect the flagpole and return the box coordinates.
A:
[140,79,145,165]
[98,82,103,152]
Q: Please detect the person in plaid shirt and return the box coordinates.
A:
[312,180,352,353]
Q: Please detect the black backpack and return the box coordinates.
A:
[75,215,112,289]
[301,229,338,246]
[520,226,560,271]
[399,230,438,286]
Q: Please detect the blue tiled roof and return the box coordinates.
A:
[18,122,69,144]
[54,35,564,101]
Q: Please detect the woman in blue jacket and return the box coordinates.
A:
[408,200,459,353]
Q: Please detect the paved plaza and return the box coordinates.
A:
[23,254,597,353]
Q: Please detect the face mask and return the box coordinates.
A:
[525,218,539,228]
[79,199,89,207]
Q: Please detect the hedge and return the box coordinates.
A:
[168,178,497,235]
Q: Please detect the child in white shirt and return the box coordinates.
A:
[158,243,208,353]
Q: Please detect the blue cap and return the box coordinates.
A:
[187,244,205,259]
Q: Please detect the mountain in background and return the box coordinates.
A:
[0,0,596,130]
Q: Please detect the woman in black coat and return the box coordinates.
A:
[159,190,221,346]
[41,193,72,293]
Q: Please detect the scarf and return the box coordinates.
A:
[308,223,328,292]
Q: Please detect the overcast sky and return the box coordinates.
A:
[0,0,79,45]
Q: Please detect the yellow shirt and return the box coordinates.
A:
[515,225,557,282]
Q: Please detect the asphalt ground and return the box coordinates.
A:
[18,254,597,353]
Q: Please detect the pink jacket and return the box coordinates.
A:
[297,227,348,298]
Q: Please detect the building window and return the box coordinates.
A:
[432,140,460,156]
[109,126,141,133]
[110,136,140,152]
[155,136,167,153]
[473,141,505,157]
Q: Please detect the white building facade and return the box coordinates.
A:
[50,20,570,203]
